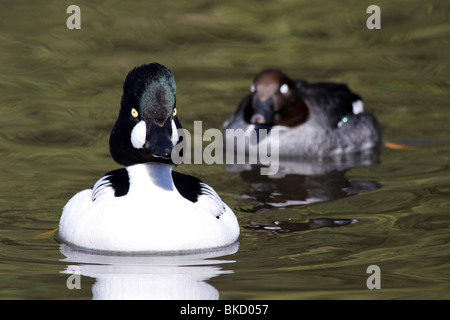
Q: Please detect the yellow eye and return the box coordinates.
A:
[131,108,139,118]
[172,107,177,116]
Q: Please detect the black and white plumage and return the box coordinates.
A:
[223,69,382,157]
[59,63,239,252]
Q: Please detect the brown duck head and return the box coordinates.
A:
[245,69,309,127]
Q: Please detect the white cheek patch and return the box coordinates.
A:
[171,119,179,145]
[131,120,146,149]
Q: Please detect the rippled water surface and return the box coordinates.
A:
[0,1,449,299]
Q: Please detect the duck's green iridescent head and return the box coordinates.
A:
[110,63,182,166]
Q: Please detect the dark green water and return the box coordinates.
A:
[0,1,449,299]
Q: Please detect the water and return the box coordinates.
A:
[0,0,449,299]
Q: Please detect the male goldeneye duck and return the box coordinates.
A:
[59,63,239,252]
[223,69,382,157]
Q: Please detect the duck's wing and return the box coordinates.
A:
[295,80,363,127]
[92,168,130,201]
[172,171,227,219]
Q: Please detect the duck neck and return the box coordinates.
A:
[279,99,310,127]
[126,162,175,191]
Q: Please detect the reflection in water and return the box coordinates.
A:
[228,150,380,233]
[246,218,358,235]
[227,149,381,213]
[60,243,238,300]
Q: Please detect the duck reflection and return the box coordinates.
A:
[246,218,358,235]
[59,242,238,300]
[227,151,380,234]
[227,149,381,213]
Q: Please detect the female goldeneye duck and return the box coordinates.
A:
[223,69,382,157]
[59,63,240,252]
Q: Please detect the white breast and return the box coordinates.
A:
[59,163,239,252]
